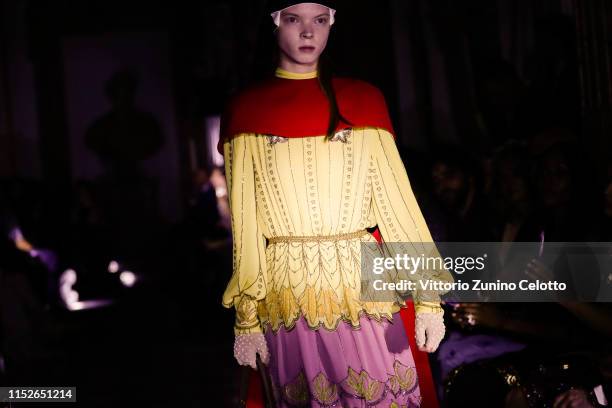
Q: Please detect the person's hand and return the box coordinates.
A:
[9,227,33,252]
[415,312,445,353]
[451,303,506,330]
[552,388,596,408]
[15,236,33,252]
[524,257,554,281]
[233,333,269,370]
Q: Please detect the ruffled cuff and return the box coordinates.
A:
[233,295,263,335]
[414,300,444,314]
[234,323,263,335]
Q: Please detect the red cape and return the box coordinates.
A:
[217,75,396,155]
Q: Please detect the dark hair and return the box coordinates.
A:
[316,52,353,141]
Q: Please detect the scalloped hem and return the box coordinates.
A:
[261,301,409,334]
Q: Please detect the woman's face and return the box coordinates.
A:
[497,158,528,205]
[431,162,468,211]
[536,150,572,208]
[276,3,331,72]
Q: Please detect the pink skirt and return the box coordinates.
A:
[263,312,422,407]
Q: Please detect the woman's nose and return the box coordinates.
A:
[301,29,313,39]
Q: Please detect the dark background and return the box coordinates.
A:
[3,0,610,187]
[1,0,611,407]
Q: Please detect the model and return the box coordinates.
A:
[218,2,453,406]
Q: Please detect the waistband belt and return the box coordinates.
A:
[267,229,370,244]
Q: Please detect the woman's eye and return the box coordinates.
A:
[285,16,298,23]
[315,17,328,24]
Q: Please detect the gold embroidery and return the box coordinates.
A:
[234,295,263,334]
[278,360,419,406]
[312,373,339,405]
[235,295,259,329]
[342,367,386,402]
[258,228,408,333]
[224,130,451,335]
[303,285,320,328]
[258,283,405,333]
[318,288,343,329]
[283,372,310,405]
[268,228,369,244]
[280,286,301,323]
[388,360,417,396]
[344,286,362,323]
[414,303,444,314]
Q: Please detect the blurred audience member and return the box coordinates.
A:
[85,69,164,241]
[473,59,530,148]
[0,183,55,384]
[209,167,231,232]
[185,167,227,242]
[487,140,539,264]
[85,69,164,179]
[528,128,598,241]
[430,146,495,241]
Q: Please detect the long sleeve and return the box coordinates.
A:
[221,134,268,334]
[368,128,454,311]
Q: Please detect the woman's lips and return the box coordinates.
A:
[299,46,315,53]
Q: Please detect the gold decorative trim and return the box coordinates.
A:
[275,67,318,79]
[260,301,409,335]
[414,304,444,314]
[268,228,369,244]
[234,321,260,330]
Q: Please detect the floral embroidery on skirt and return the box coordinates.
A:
[263,311,422,407]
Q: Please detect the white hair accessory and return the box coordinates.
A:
[271,3,335,27]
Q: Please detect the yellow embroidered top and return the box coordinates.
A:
[222,68,454,335]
